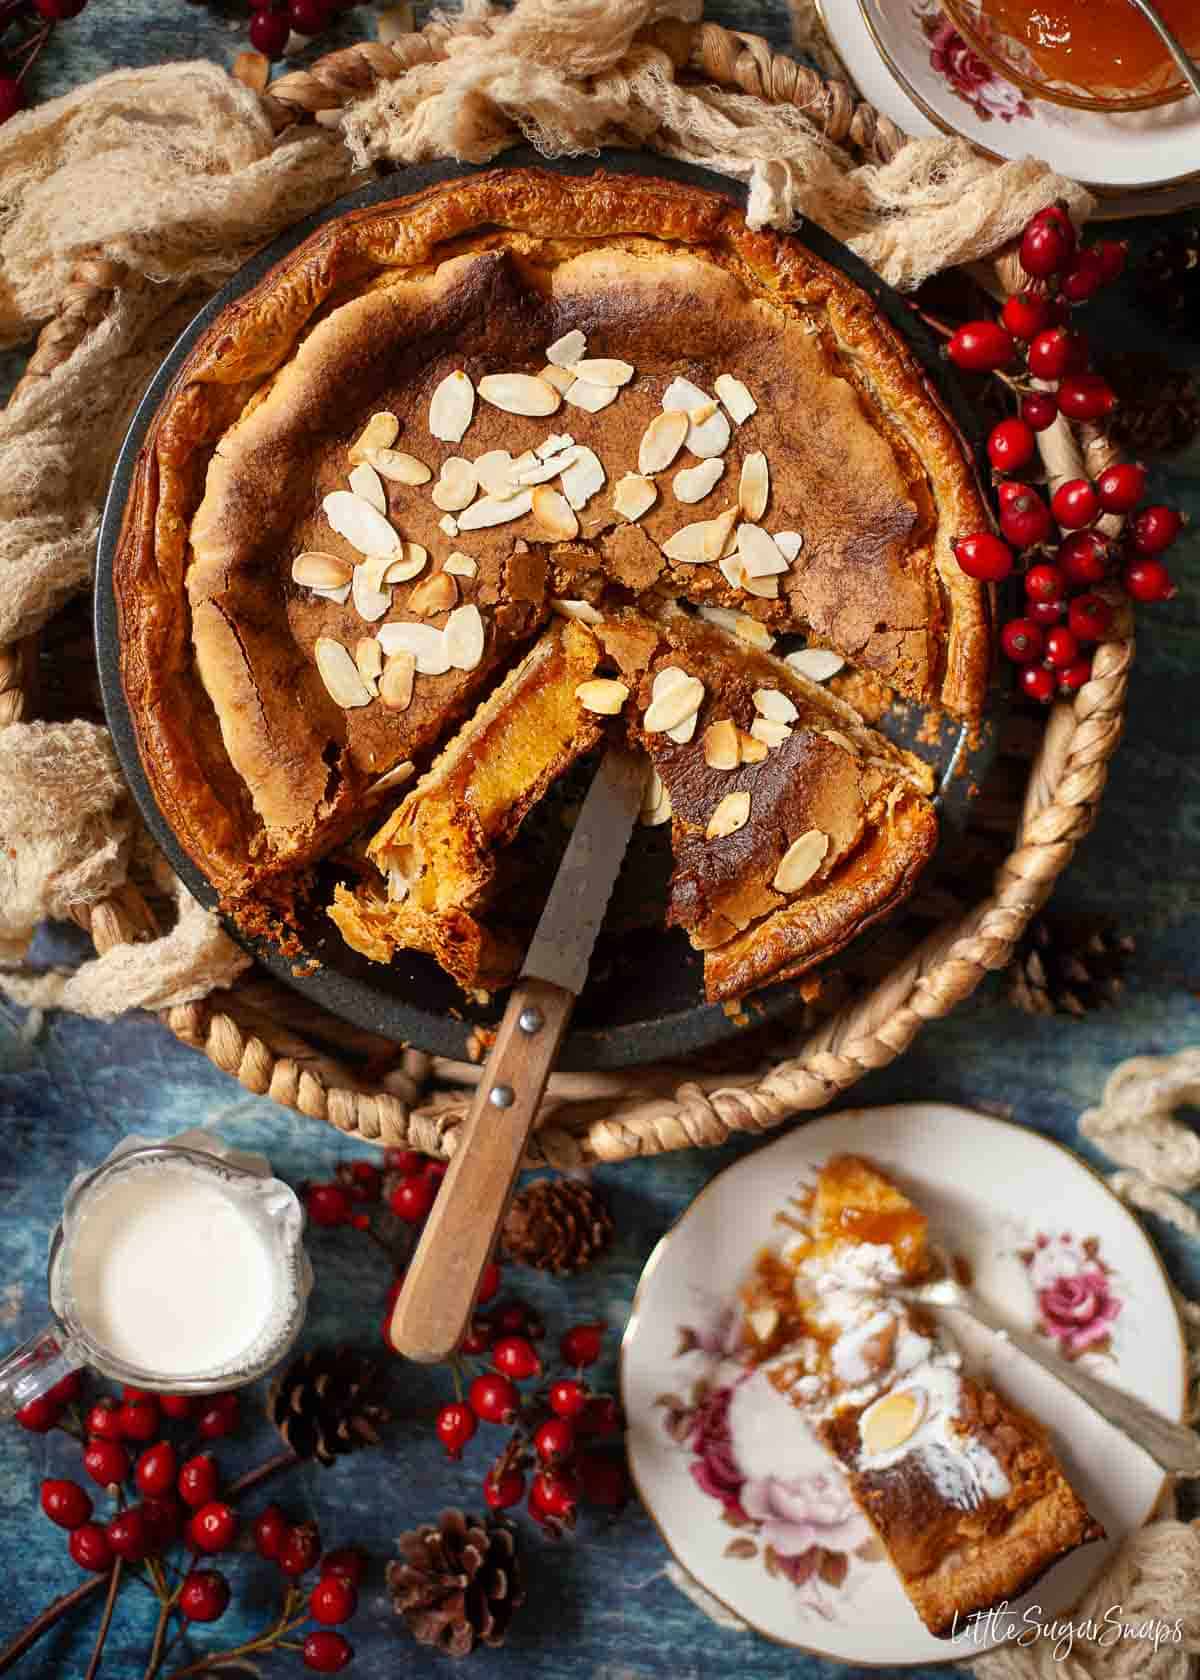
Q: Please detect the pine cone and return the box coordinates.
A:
[1007,913,1134,1018]
[502,1177,614,1274]
[388,1510,524,1656]
[266,1346,390,1466]
[1098,351,1200,458]
[1135,223,1200,331]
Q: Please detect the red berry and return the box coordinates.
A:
[468,1373,519,1424]
[40,1478,92,1529]
[1019,665,1056,703]
[34,0,87,16]
[477,1260,501,1305]
[278,1521,322,1577]
[141,1497,183,1550]
[1095,463,1146,514]
[529,1468,578,1523]
[492,1336,541,1381]
[492,1302,539,1338]
[1021,392,1059,432]
[288,0,329,32]
[116,1397,159,1442]
[1050,479,1099,530]
[389,1174,436,1223]
[1057,657,1093,693]
[1001,291,1051,340]
[303,1631,353,1673]
[1131,505,1182,554]
[1029,597,1067,626]
[321,1546,367,1586]
[460,1318,491,1356]
[1059,247,1104,304]
[248,8,290,53]
[1068,594,1112,642]
[83,1439,129,1489]
[69,1522,113,1573]
[548,1378,588,1419]
[177,1454,219,1508]
[576,1450,630,1508]
[159,1395,194,1420]
[197,1393,238,1439]
[534,1417,575,1463]
[348,1161,381,1200]
[106,1506,150,1563]
[15,1395,60,1433]
[999,489,1052,549]
[189,1501,237,1554]
[1000,618,1045,664]
[86,1400,124,1440]
[484,1467,526,1510]
[435,1401,477,1459]
[578,1395,622,1438]
[946,320,1016,373]
[1019,209,1075,278]
[121,1386,153,1402]
[1025,561,1066,602]
[1043,626,1079,669]
[1123,558,1177,603]
[1028,327,1079,381]
[1058,529,1110,585]
[385,1149,425,1174]
[310,1574,358,1625]
[987,418,1036,474]
[252,1504,289,1560]
[1095,239,1126,284]
[951,532,1014,582]
[306,1184,352,1228]
[1056,373,1115,421]
[135,1441,177,1498]
[47,1372,84,1407]
[560,1323,604,1368]
[180,1568,230,1622]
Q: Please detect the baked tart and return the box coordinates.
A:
[112,166,991,1003]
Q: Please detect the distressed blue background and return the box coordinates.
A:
[1,1,1199,1673]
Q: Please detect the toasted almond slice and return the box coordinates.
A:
[703,718,740,770]
[379,651,416,712]
[714,374,757,424]
[737,727,769,763]
[546,329,586,368]
[640,765,672,827]
[540,364,577,394]
[550,598,603,625]
[773,828,829,894]
[444,603,485,671]
[750,717,792,749]
[707,790,751,840]
[444,551,479,579]
[662,520,710,563]
[532,485,579,541]
[703,506,740,563]
[559,446,605,510]
[429,370,474,443]
[457,490,533,530]
[652,666,692,700]
[611,473,657,522]
[735,617,776,651]
[478,372,561,417]
[673,459,724,505]
[315,637,373,708]
[367,447,432,485]
[515,452,576,487]
[377,621,450,676]
[382,543,428,586]
[323,490,400,559]
[741,570,780,600]
[310,581,353,606]
[667,712,698,745]
[292,552,353,589]
[753,687,799,723]
[860,1387,927,1456]
[820,728,859,756]
[432,457,478,513]
[786,648,845,682]
[643,675,704,734]
[537,432,575,459]
[348,462,387,513]
[438,514,459,538]
[696,605,741,634]
[352,561,392,622]
[370,757,415,794]
[689,399,718,424]
[739,453,769,522]
[687,407,730,460]
[354,636,383,693]
[663,377,710,414]
[775,531,804,561]
[575,678,629,716]
[572,357,634,388]
[408,572,459,617]
[349,411,399,462]
[738,523,788,578]
[747,1305,779,1343]
[718,554,745,591]
[563,379,618,414]
[638,410,689,475]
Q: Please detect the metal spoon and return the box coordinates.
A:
[1124,0,1200,101]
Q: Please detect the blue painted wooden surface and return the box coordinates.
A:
[1,3,1199,1674]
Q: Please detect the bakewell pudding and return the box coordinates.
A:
[112,167,992,1005]
[740,1155,1102,1638]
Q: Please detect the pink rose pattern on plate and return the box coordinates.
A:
[1019,1231,1123,1359]
[915,3,1033,122]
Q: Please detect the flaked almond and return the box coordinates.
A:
[292,552,353,589]
[739,452,769,521]
[540,364,577,394]
[773,829,829,894]
[735,617,776,650]
[703,506,740,562]
[572,357,634,387]
[639,410,689,475]
[478,372,561,417]
[408,571,459,617]
[438,514,459,537]
[474,450,516,495]
[643,674,704,734]
[737,727,769,763]
[550,598,603,625]
[750,716,792,749]
[667,713,698,745]
[559,446,605,510]
[379,651,416,712]
[563,379,618,413]
[532,485,579,541]
[444,551,478,579]
[432,457,478,513]
[640,766,672,827]
[370,758,415,795]
[546,329,586,368]
[662,377,710,413]
[537,432,575,459]
[775,531,804,561]
[516,451,577,487]
[382,543,428,585]
[323,490,400,559]
[349,461,387,513]
[664,514,725,564]
[368,447,432,485]
[674,459,724,504]
[352,561,392,623]
[738,523,788,578]
[741,569,779,599]
[613,473,657,522]
[687,406,730,459]
[457,490,533,530]
[315,636,373,708]
[575,678,629,716]
[652,666,692,700]
[707,790,750,840]
[311,581,352,606]
[355,634,383,683]
[753,687,799,724]
[703,718,740,769]
[715,374,757,424]
[377,620,450,675]
[349,411,399,462]
[746,1305,779,1343]
[786,648,845,682]
[860,1387,927,1456]
[429,370,474,443]
[444,603,485,671]
[689,399,718,424]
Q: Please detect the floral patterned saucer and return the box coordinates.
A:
[620,1103,1187,1665]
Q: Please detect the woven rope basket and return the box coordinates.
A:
[0,16,1132,1164]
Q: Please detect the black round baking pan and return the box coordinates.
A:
[96,147,1000,1071]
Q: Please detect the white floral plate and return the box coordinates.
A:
[620,1103,1187,1666]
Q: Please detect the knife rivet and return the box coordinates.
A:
[518,1007,544,1036]
[489,1084,515,1110]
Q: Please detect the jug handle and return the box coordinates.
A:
[0,1325,84,1418]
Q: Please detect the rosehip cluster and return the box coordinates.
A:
[252,1506,363,1668]
[247,0,353,62]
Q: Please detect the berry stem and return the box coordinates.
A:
[82,1559,124,1680]
[226,1447,300,1502]
[0,1575,108,1675]
[161,1590,307,1679]
[140,1597,175,1680]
